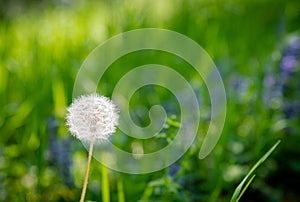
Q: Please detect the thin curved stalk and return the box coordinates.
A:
[80,140,94,202]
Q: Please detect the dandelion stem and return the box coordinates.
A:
[80,140,94,202]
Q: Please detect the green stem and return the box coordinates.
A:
[101,155,110,202]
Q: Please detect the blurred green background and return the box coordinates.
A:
[1,0,300,201]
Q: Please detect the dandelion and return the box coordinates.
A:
[66,93,119,202]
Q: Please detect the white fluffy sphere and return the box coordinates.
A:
[66,93,119,142]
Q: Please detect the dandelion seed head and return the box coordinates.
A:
[66,93,119,142]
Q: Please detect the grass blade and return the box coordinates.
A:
[235,174,256,202]
[117,177,125,202]
[230,140,281,202]
[102,161,110,202]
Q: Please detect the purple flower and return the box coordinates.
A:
[47,117,74,187]
[280,37,300,74]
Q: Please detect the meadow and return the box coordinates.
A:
[0,0,300,201]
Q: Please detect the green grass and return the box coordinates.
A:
[0,0,300,201]
[231,140,281,202]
